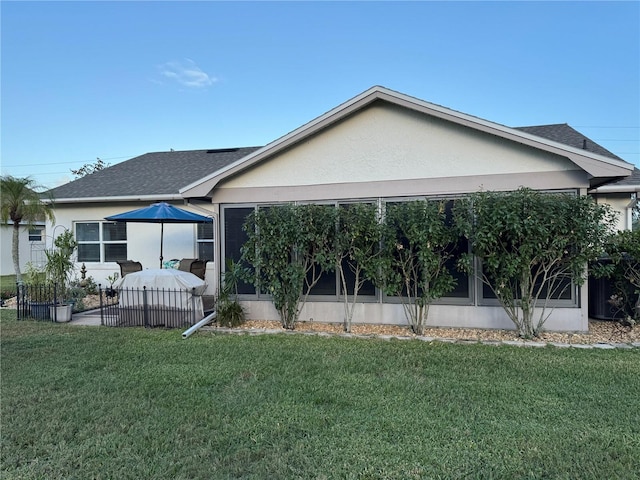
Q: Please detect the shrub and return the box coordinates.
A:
[455,188,616,338]
[217,301,245,328]
[216,259,246,328]
[242,204,337,329]
[601,229,640,326]
[378,200,457,335]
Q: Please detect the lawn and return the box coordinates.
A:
[1,309,639,479]
[1,274,18,301]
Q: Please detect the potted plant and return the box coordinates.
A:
[23,262,53,320]
[44,229,78,322]
[105,273,119,298]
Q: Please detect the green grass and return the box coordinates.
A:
[2,310,639,479]
[1,274,18,299]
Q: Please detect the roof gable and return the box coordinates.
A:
[180,86,635,198]
[219,101,583,191]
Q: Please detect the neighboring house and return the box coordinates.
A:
[0,221,47,276]
[516,123,640,231]
[49,86,636,331]
[589,167,640,231]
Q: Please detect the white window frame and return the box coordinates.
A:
[196,223,215,263]
[75,221,127,263]
[28,226,45,242]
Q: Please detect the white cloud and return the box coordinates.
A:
[158,59,216,88]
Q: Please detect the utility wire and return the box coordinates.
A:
[1,155,132,168]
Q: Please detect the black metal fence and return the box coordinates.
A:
[98,285,202,328]
[16,283,205,329]
[16,283,62,321]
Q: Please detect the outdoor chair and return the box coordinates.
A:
[179,258,206,280]
[116,260,143,277]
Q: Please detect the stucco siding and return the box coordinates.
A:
[0,225,46,276]
[51,203,210,285]
[221,103,581,191]
[593,193,635,231]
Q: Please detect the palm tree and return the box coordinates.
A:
[0,176,55,283]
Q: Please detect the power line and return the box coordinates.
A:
[1,155,132,168]
[573,126,640,129]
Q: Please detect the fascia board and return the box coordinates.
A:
[47,193,183,204]
[378,89,635,175]
[589,184,640,194]
[180,86,634,198]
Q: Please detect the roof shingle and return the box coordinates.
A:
[50,147,262,200]
[514,123,622,161]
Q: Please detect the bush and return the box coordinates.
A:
[601,229,640,326]
[216,259,246,328]
[217,300,245,328]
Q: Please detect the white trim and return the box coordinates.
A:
[47,194,183,204]
[589,185,640,194]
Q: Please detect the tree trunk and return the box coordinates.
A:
[12,221,22,283]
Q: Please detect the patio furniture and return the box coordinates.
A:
[116,260,143,277]
[179,258,206,280]
[112,269,206,327]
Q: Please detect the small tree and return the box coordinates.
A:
[0,176,55,283]
[242,204,337,329]
[71,158,109,178]
[44,229,78,300]
[378,200,457,335]
[335,203,383,332]
[455,188,617,338]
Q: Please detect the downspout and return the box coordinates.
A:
[182,310,217,339]
[186,201,220,296]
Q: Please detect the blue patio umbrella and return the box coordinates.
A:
[105,202,213,268]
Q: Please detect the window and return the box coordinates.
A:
[28,227,44,242]
[76,221,127,262]
[223,199,471,304]
[222,207,256,294]
[197,223,214,262]
[480,264,575,305]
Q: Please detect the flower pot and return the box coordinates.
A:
[49,303,73,323]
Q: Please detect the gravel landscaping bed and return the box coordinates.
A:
[226,318,639,345]
[5,294,637,344]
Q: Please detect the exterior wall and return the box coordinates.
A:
[50,203,215,288]
[219,102,581,194]
[0,223,46,276]
[213,102,594,332]
[240,288,589,333]
[593,193,635,231]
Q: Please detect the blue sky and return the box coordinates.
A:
[2,1,639,188]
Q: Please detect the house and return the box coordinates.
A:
[48,86,637,331]
[0,221,47,276]
[590,166,639,231]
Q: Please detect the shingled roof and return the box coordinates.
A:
[50,104,634,203]
[515,123,638,190]
[514,123,622,161]
[50,147,262,201]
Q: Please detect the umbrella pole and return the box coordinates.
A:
[160,223,164,268]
